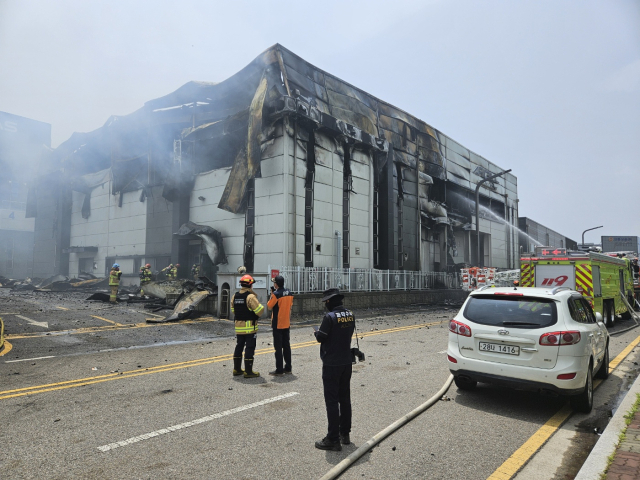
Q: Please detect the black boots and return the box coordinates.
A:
[315,437,342,451]
[340,434,350,445]
[243,358,260,378]
[232,356,244,376]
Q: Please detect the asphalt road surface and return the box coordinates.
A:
[2,289,640,479]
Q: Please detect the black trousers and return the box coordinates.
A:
[233,333,257,359]
[272,328,292,372]
[322,364,352,441]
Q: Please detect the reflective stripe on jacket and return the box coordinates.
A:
[232,288,264,335]
[139,268,151,283]
[109,269,121,286]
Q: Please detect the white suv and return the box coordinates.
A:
[447,286,609,413]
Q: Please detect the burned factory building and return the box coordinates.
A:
[30,44,519,283]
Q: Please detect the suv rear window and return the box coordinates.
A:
[463,295,558,328]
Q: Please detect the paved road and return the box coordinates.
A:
[2,289,640,479]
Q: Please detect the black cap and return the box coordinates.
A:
[273,275,285,288]
[321,288,344,302]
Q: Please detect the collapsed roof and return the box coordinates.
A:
[38,43,515,227]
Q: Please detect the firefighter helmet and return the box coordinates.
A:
[145,264,151,268]
[240,274,255,286]
[112,263,119,269]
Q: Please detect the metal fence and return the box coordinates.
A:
[267,265,461,294]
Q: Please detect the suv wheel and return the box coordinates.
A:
[570,365,593,413]
[595,345,609,380]
[454,376,477,390]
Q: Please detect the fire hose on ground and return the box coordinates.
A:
[319,374,454,480]
[610,294,640,336]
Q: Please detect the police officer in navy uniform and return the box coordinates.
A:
[314,288,355,451]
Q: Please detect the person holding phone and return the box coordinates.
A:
[313,288,355,451]
[266,275,294,375]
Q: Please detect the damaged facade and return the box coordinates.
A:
[0,111,51,280]
[30,44,519,284]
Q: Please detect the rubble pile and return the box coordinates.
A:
[147,277,217,323]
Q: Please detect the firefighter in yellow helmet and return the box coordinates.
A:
[170,264,179,279]
[191,264,201,280]
[161,264,173,279]
[231,274,265,378]
[139,263,152,296]
[109,264,122,303]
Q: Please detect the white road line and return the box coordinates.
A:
[5,356,56,363]
[437,350,447,354]
[15,315,49,329]
[97,391,299,452]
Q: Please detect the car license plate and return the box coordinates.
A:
[479,342,520,355]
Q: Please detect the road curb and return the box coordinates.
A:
[574,370,640,479]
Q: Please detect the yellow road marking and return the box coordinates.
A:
[609,334,640,370]
[91,315,123,326]
[5,316,220,340]
[0,341,12,357]
[0,320,445,401]
[56,307,69,311]
[487,333,640,479]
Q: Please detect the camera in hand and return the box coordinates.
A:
[351,347,365,364]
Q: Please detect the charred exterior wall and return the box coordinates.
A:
[145,185,173,265]
[189,168,244,271]
[36,44,520,279]
[69,175,148,279]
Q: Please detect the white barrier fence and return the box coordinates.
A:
[267,266,461,294]
[461,268,520,291]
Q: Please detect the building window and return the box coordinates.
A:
[79,257,94,274]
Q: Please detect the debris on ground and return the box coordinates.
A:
[147,279,216,323]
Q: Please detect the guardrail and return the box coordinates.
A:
[267,266,460,294]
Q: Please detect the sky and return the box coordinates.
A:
[0,0,639,244]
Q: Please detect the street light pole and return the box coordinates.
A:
[475,169,512,267]
[581,225,603,250]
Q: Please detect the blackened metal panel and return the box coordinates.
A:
[218,74,268,214]
[377,146,397,270]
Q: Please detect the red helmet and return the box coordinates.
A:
[240,274,255,285]
[176,264,180,267]
[145,264,151,268]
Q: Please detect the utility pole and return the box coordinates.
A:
[581,225,603,250]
